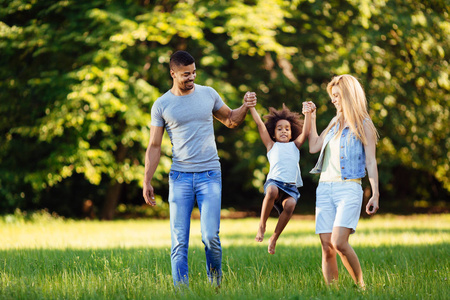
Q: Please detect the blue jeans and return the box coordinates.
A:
[168,170,222,287]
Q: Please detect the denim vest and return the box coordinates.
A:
[310,123,366,180]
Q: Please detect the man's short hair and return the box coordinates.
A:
[170,51,195,70]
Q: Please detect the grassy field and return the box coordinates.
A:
[0,213,449,299]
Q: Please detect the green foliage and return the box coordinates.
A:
[0,0,155,214]
[347,0,450,193]
[0,208,64,225]
[115,196,170,219]
[0,0,448,216]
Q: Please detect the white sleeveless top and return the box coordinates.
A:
[266,142,303,187]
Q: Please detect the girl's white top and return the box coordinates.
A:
[266,142,303,187]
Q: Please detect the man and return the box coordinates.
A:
[143,50,256,287]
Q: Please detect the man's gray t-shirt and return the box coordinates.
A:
[151,84,225,172]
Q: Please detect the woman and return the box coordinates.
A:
[308,75,379,288]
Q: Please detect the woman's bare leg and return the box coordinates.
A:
[268,197,296,254]
[320,233,339,285]
[255,185,279,242]
[331,227,365,288]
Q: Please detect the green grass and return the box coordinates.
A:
[0,214,449,299]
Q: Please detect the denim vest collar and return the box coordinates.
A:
[310,122,366,180]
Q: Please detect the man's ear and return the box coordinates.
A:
[170,69,175,78]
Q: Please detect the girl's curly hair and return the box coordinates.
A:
[264,104,304,142]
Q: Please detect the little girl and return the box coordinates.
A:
[250,102,313,254]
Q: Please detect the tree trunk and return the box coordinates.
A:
[101,182,123,220]
[101,141,127,220]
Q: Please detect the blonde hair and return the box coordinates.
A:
[326,74,378,145]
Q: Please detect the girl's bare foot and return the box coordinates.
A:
[255,225,265,242]
[268,236,277,254]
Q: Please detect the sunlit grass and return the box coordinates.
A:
[2,214,447,249]
[0,214,449,299]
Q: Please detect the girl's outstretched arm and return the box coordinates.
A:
[294,102,313,148]
[250,107,274,151]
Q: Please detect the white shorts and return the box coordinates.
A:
[315,181,363,234]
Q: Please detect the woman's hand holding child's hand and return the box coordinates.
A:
[302,101,316,114]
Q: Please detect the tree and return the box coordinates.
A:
[1,0,448,218]
[0,1,157,218]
